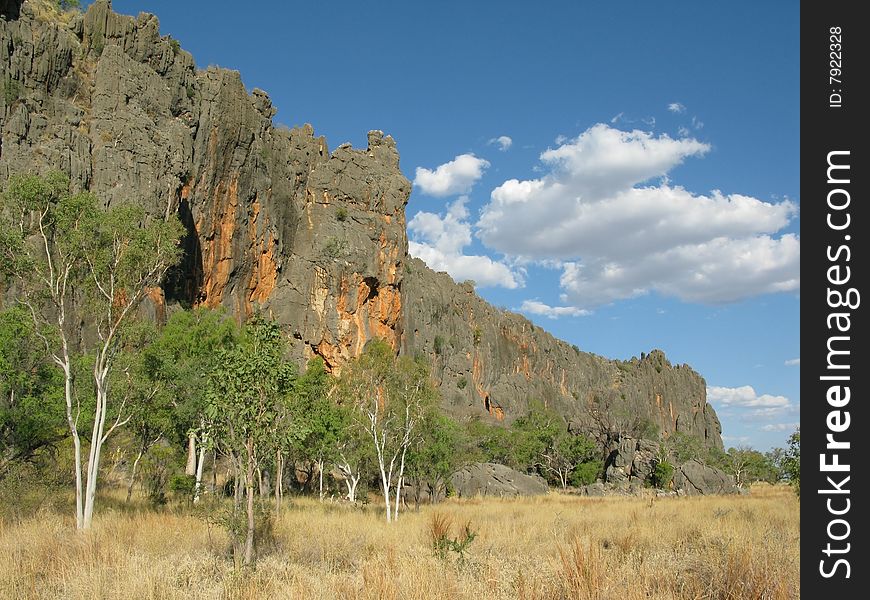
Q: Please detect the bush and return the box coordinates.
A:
[650,460,674,489]
[433,335,445,355]
[335,207,348,221]
[570,461,600,486]
[457,376,468,390]
[323,237,348,259]
[169,474,196,501]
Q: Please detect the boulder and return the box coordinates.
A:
[450,463,548,498]
[673,459,739,495]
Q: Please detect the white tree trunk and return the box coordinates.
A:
[193,438,207,503]
[185,432,197,475]
[393,445,408,522]
[61,358,84,530]
[317,459,325,501]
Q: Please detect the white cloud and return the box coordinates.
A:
[555,134,568,145]
[414,154,490,197]
[692,116,704,130]
[761,422,800,432]
[677,126,690,138]
[476,123,799,308]
[518,300,590,319]
[668,102,686,114]
[784,358,800,366]
[707,385,791,409]
[408,197,520,289]
[610,112,624,124]
[488,135,513,151]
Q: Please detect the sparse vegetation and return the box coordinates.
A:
[322,237,348,258]
[335,206,348,221]
[3,78,22,105]
[457,376,467,390]
[0,486,799,599]
[169,38,181,56]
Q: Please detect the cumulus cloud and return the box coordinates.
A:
[476,123,799,308]
[414,154,490,197]
[707,385,791,409]
[784,358,800,366]
[761,422,800,432]
[518,300,590,319]
[488,135,513,151]
[668,102,686,114]
[408,197,520,289]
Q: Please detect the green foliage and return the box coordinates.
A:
[406,413,462,501]
[665,432,705,464]
[287,357,345,483]
[169,474,196,500]
[570,460,600,486]
[335,206,348,222]
[186,84,195,100]
[456,376,467,390]
[322,237,348,259]
[472,328,482,346]
[3,77,21,105]
[650,460,674,489]
[0,308,65,475]
[782,429,800,498]
[169,38,181,55]
[206,316,297,457]
[56,0,81,10]
[143,308,238,447]
[433,335,445,356]
[571,344,580,354]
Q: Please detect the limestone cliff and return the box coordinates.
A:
[0,0,722,448]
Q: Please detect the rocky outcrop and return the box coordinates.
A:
[603,436,660,484]
[1,0,408,372]
[1,1,724,450]
[403,260,723,446]
[673,460,738,496]
[450,463,548,498]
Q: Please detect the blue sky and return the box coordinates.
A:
[108,1,800,451]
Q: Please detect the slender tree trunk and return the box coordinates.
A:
[83,376,110,529]
[317,458,325,501]
[193,436,207,503]
[126,445,146,503]
[393,445,408,522]
[185,432,197,475]
[275,450,283,512]
[244,438,256,566]
[61,358,84,530]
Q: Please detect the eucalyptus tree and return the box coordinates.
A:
[0,173,182,529]
[206,316,296,566]
[339,341,436,522]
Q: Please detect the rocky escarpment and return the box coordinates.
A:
[1,0,408,370]
[1,0,723,449]
[403,260,723,447]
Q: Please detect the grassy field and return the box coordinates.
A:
[0,484,799,599]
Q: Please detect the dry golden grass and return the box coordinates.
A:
[0,484,799,599]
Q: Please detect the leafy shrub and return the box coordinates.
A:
[650,460,674,489]
[570,460,601,486]
[169,474,196,501]
[335,207,348,221]
[457,376,467,390]
[433,335,445,355]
